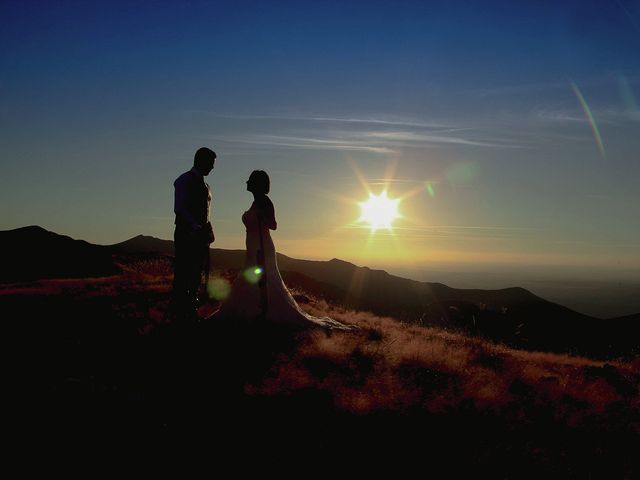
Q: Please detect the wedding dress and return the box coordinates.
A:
[214,202,352,331]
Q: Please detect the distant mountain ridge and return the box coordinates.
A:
[0,227,558,320]
[112,232,551,315]
[2,226,638,357]
[0,226,119,281]
[111,234,174,255]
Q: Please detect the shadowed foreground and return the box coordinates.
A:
[4,272,639,476]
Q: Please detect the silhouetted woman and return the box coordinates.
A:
[214,170,352,330]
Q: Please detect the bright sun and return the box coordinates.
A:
[358,191,400,232]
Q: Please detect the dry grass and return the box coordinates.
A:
[4,269,637,428]
[252,290,640,430]
[5,267,639,472]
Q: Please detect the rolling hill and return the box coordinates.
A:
[0,226,120,281]
[2,226,638,357]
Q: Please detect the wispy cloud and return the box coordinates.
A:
[364,131,523,148]
[202,107,631,153]
[532,105,635,126]
[204,112,452,129]
[224,134,393,154]
[595,107,640,122]
[209,122,525,152]
[533,109,587,123]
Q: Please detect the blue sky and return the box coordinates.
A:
[1,0,640,276]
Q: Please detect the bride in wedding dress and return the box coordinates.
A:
[213,170,352,331]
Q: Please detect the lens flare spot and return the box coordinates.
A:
[571,82,606,161]
[207,276,231,300]
[243,266,263,284]
[425,182,435,198]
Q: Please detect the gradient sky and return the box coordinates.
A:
[2,0,640,278]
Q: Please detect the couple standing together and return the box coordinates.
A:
[171,147,351,331]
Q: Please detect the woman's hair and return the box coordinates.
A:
[248,170,270,194]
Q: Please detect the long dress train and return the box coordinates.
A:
[214,207,352,331]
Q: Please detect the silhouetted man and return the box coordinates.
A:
[171,147,216,321]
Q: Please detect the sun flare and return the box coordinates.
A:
[358,191,400,232]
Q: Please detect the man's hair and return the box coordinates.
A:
[248,170,270,194]
[194,147,217,169]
